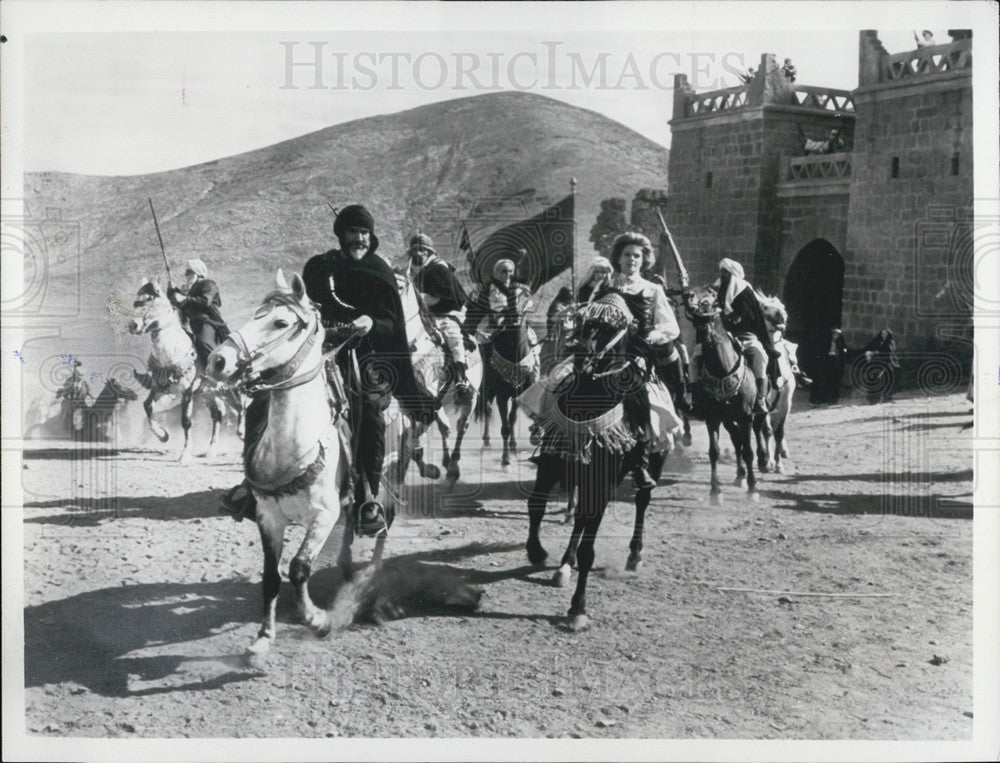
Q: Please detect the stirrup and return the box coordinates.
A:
[356,500,388,538]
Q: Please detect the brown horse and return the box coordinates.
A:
[477,306,539,466]
[685,289,762,503]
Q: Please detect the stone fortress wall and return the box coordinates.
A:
[659,30,973,383]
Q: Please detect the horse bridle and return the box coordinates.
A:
[688,305,747,400]
[225,292,324,394]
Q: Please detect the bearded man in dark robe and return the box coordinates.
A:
[301,204,438,536]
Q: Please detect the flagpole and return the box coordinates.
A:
[570,177,577,301]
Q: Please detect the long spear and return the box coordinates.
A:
[147,198,171,282]
[655,206,689,289]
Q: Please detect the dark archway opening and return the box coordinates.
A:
[782,239,845,379]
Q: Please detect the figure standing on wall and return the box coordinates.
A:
[810,327,848,405]
[781,58,797,82]
[914,30,937,47]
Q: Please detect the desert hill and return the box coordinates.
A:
[23,91,668,388]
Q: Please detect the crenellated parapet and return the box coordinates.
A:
[671,53,855,124]
[859,30,972,90]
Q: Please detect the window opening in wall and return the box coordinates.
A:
[706,171,713,188]
[890,157,899,179]
[951,153,960,176]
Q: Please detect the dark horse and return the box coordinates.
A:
[477,306,539,466]
[524,301,663,631]
[685,289,762,504]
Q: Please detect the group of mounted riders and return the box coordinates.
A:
[152,202,809,539]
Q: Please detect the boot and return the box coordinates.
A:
[219,481,257,522]
[754,377,769,414]
[452,361,473,402]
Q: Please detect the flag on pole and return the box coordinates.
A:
[468,194,574,291]
[459,222,475,269]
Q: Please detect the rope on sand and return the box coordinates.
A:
[717,587,894,598]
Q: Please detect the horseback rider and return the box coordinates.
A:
[166,259,230,368]
[219,205,438,532]
[640,247,692,415]
[407,233,474,402]
[712,258,781,414]
[301,205,439,536]
[577,255,613,304]
[594,232,684,489]
[463,257,533,364]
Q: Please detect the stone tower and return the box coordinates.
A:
[666,32,973,378]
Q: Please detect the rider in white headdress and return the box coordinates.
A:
[713,258,781,414]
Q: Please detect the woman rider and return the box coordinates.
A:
[594,232,683,488]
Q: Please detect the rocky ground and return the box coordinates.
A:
[18,391,975,741]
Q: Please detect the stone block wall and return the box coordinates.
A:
[776,192,851,287]
[844,73,973,356]
[666,113,768,290]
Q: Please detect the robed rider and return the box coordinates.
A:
[301,204,438,536]
[166,259,231,368]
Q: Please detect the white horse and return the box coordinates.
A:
[758,294,798,473]
[395,271,483,488]
[207,269,392,667]
[128,278,240,461]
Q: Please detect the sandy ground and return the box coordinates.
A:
[18,390,974,740]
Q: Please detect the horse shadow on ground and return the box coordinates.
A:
[24,542,551,698]
[763,488,972,519]
[23,489,230,525]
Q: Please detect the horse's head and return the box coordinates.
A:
[683,286,722,341]
[571,294,635,376]
[128,278,175,335]
[758,293,788,334]
[207,269,322,387]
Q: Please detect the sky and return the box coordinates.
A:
[22,25,942,176]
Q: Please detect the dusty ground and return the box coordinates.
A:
[19,390,974,740]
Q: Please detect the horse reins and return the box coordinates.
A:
[226,293,325,395]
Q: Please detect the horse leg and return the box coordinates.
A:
[563,473,576,523]
[337,511,356,581]
[498,396,512,466]
[554,507,585,588]
[508,400,519,455]
[439,417,452,469]
[289,507,340,637]
[724,418,745,487]
[481,395,492,448]
[178,387,195,463]
[756,413,772,472]
[567,453,614,631]
[626,485,651,571]
[773,411,787,473]
[205,396,223,460]
[445,408,471,489]
[682,413,693,447]
[144,391,169,443]
[236,396,246,440]
[526,461,560,567]
[741,420,760,502]
[708,418,723,505]
[245,509,286,669]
